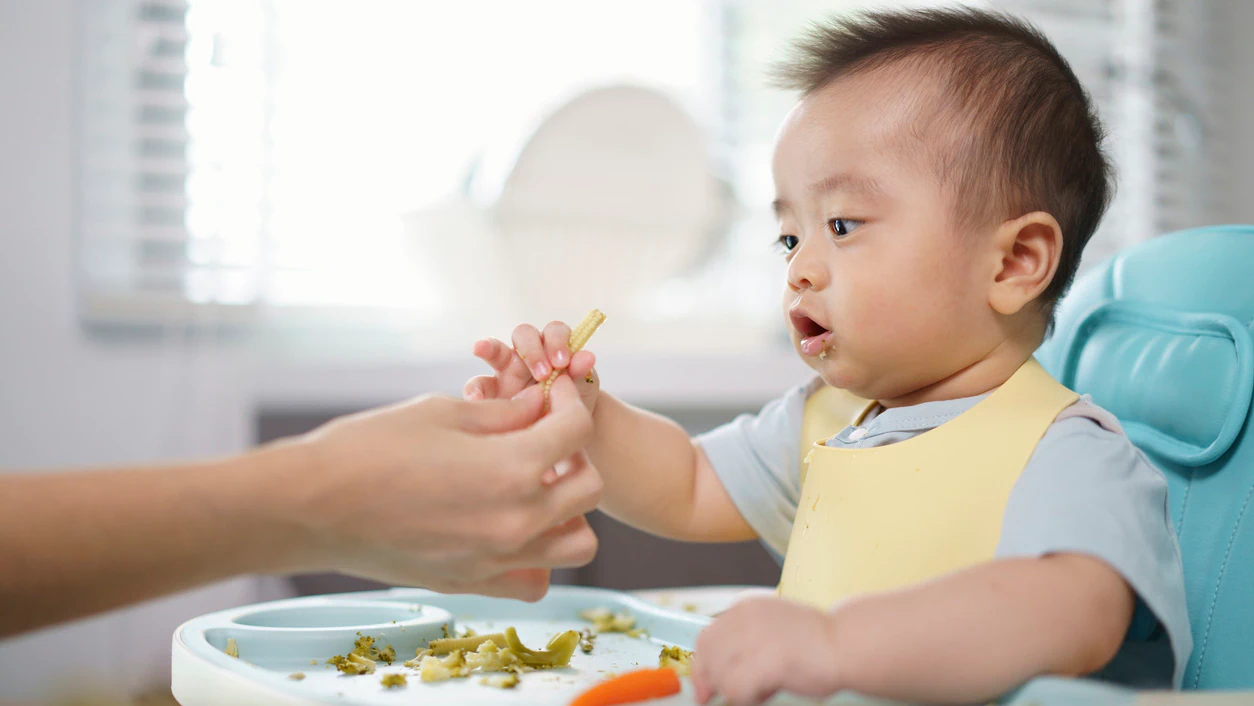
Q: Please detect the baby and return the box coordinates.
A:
[465,8,1189,705]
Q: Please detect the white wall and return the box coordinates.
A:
[1215,1,1254,225]
[0,1,268,699]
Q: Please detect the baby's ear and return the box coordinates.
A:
[988,211,1063,317]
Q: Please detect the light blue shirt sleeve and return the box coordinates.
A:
[694,383,811,559]
[997,412,1192,689]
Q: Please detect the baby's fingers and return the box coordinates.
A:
[568,350,597,380]
[513,324,551,381]
[473,337,514,373]
[692,657,714,704]
[471,336,534,399]
[542,320,573,369]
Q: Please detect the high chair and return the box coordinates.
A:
[1036,224,1254,690]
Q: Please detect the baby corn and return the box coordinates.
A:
[542,309,606,410]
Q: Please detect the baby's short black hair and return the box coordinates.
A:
[774,7,1113,309]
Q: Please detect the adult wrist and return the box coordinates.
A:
[206,438,326,576]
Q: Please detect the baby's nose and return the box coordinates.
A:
[787,257,823,291]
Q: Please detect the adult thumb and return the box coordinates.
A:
[455,385,545,435]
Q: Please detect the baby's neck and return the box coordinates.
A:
[877,337,1039,409]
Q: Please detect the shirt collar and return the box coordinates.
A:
[855,392,992,437]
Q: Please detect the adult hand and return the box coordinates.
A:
[0,375,601,637]
[291,374,602,600]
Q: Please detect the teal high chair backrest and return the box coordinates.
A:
[1036,225,1254,690]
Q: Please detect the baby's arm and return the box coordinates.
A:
[694,553,1134,705]
[586,392,757,543]
[465,321,756,544]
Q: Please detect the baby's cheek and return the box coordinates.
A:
[842,291,899,343]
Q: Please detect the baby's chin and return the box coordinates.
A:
[797,349,874,395]
[796,344,843,380]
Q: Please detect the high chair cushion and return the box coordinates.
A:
[1037,225,1254,689]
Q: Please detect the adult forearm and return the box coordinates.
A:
[830,555,1133,703]
[587,393,703,538]
[0,442,310,637]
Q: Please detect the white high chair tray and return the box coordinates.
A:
[174,584,1169,706]
[171,586,705,705]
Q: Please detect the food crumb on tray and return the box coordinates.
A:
[480,673,520,689]
[578,607,646,637]
[381,673,407,688]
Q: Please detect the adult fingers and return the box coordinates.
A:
[496,450,601,538]
[497,515,599,571]
[512,324,550,381]
[536,451,602,524]
[462,374,498,401]
[542,320,573,369]
[456,568,551,603]
[453,386,545,435]
[498,376,594,474]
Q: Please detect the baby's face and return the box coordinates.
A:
[773,67,1000,403]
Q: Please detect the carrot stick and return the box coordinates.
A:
[569,668,681,706]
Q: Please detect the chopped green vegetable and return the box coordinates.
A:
[414,627,576,683]
[377,644,396,665]
[351,632,380,660]
[503,627,579,668]
[658,646,693,676]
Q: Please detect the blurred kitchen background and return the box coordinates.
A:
[2,0,1253,700]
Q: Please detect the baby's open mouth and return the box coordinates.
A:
[790,312,833,357]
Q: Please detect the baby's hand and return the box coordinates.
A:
[463,321,600,413]
[692,596,844,706]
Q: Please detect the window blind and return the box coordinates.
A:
[76,0,718,329]
[75,0,1221,328]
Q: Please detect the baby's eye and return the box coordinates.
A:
[775,234,799,253]
[828,219,863,237]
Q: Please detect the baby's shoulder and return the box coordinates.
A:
[1050,395,1127,436]
[1022,395,1164,488]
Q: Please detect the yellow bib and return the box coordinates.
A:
[777,359,1078,609]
